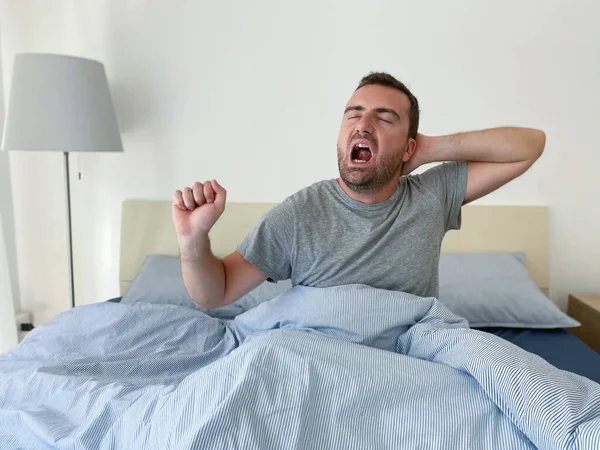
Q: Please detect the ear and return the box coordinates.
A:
[403,137,417,162]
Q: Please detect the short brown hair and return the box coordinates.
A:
[356,72,420,139]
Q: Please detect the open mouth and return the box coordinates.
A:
[350,142,373,163]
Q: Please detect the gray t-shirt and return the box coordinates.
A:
[237,161,468,298]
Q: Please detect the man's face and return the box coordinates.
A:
[337,84,414,193]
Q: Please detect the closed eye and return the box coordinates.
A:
[378,118,393,124]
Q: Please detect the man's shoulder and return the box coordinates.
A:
[262,179,337,222]
[283,179,337,206]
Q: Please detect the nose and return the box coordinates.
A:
[355,113,374,134]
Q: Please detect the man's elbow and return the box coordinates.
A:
[187,287,226,309]
[193,297,225,310]
[529,129,546,160]
[191,288,236,310]
[191,294,212,309]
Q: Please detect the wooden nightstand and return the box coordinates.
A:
[568,294,600,353]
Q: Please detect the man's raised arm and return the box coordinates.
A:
[403,127,545,204]
[172,180,266,308]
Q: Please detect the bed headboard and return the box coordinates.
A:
[119,201,549,295]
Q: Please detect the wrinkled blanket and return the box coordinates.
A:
[1,285,599,449]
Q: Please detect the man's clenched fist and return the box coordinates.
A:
[172,180,227,242]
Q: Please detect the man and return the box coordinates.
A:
[172,72,545,308]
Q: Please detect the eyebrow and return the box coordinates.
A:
[344,105,401,121]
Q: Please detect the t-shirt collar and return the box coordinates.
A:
[332,178,403,212]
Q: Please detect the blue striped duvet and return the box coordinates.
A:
[1,284,599,449]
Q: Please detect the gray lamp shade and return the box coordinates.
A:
[1,53,123,153]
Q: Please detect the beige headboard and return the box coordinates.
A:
[119,201,549,295]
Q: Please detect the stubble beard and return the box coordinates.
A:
[337,147,404,194]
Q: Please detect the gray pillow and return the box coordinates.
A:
[121,255,292,319]
[438,252,580,329]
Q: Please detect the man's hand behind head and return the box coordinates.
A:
[401,133,429,176]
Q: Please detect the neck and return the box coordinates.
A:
[336,177,399,204]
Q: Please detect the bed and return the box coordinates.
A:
[1,201,599,449]
[116,200,600,381]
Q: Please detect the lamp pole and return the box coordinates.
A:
[64,152,76,309]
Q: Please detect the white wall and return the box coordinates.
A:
[0,24,20,317]
[0,23,19,350]
[1,0,599,323]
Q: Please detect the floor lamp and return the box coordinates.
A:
[1,53,123,309]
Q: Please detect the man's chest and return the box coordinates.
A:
[290,199,446,290]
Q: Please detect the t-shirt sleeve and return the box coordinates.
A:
[413,161,468,231]
[236,200,294,282]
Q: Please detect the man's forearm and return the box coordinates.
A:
[180,234,226,308]
[420,127,546,164]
